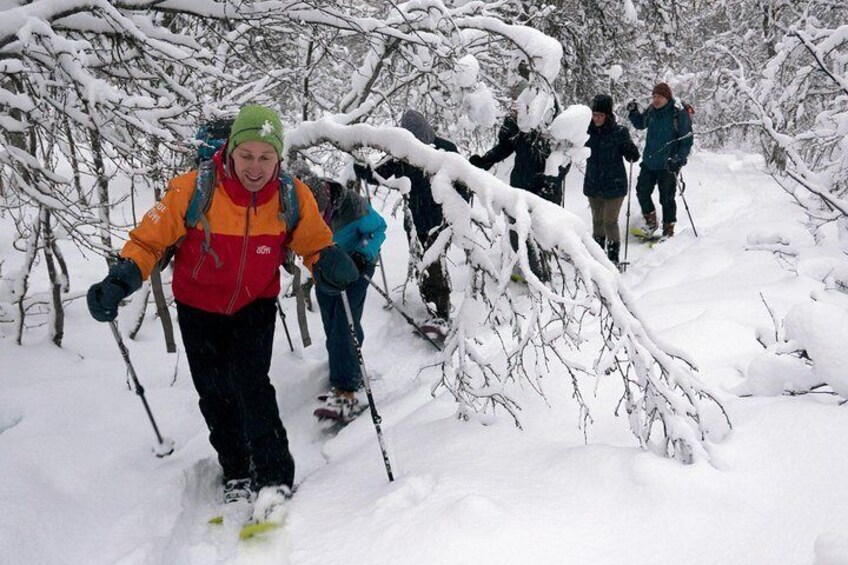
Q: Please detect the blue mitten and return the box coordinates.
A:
[87,259,142,322]
[314,245,359,293]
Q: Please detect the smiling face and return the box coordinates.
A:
[231,140,278,192]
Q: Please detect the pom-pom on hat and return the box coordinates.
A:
[227,105,284,156]
[652,82,673,101]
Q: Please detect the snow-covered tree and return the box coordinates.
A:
[0,0,730,462]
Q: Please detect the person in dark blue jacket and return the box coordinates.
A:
[304,176,387,422]
[584,94,640,266]
[353,110,462,325]
[627,82,693,238]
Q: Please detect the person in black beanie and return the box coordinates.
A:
[584,94,640,267]
[353,110,462,328]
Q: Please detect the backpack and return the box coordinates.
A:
[158,119,301,269]
[672,101,695,139]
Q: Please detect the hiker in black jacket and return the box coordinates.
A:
[584,94,640,267]
[354,110,460,326]
[469,81,567,283]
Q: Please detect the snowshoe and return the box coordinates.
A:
[630,226,662,243]
[208,478,255,528]
[416,318,448,346]
[239,485,292,540]
[313,390,367,424]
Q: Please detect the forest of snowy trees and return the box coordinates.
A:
[1,0,846,462]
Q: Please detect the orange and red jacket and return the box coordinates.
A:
[121,151,333,315]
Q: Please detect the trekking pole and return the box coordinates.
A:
[108,320,175,458]
[276,298,295,352]
[339,290,395,482]
[620,162,634,272]
[363,275,443,352]
[677,172,698,237]
[359,178,392,308]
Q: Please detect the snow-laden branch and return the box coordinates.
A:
[287,117,731,463]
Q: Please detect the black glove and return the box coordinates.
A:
[352,163,373,183]
[350,252,372,276]
[314,245,359,293]
[666,157,683,173]
[468,154,486,169]
[87,259,142,322]
[626,100,638,113]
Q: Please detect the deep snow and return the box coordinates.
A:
[2,150,847,565]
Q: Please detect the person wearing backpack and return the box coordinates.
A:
[584,94,640,267]
[86,105,359,520]
[353,110,463,332]
[626,82,693,238]
[293,174,387,422]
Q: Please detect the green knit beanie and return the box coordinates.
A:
[228,105,284,156]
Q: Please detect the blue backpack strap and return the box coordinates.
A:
[278,170,300,237]
[185,159,222,268]
[186,159,217,227]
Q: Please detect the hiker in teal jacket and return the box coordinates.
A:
[302,176,387,422]
[627,82,693,238]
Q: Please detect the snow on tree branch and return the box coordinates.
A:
[287,117,731,464]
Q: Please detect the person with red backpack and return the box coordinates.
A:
[86,105,358,522]
[626,82,693,238]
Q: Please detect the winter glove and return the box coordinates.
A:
[314,245,359,294]
[626,100,638,113]
[468,154,486,169]
[86,259,143,322]
[540,176,562,204]
[666,157,684,173]
[352,163,373,183]
[350,252,372,276]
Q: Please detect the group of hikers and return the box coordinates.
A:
[85,80,693,522]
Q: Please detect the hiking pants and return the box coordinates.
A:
[588,196,626,242]
[315,263,375,393]
[635,167,677,224]
[177,298,294,489]
[407,221,452,321]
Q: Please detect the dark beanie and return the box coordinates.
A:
[591,94,613,116]
[400,110,435,145]
[652,82,673,100]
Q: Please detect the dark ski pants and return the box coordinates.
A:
[588,196,625,242]
[635,167,677,224]
[510,183,554,282]
[177,298,294,489]
[315,263,375,393]
[408,222,451,321]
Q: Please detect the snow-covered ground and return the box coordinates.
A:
[2,151,847,565]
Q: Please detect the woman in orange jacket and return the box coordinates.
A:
[87,105,358,519]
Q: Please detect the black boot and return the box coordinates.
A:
[607,240,620,267]
[592,235,606,251]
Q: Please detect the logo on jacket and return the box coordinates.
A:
[256,245,272,255]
